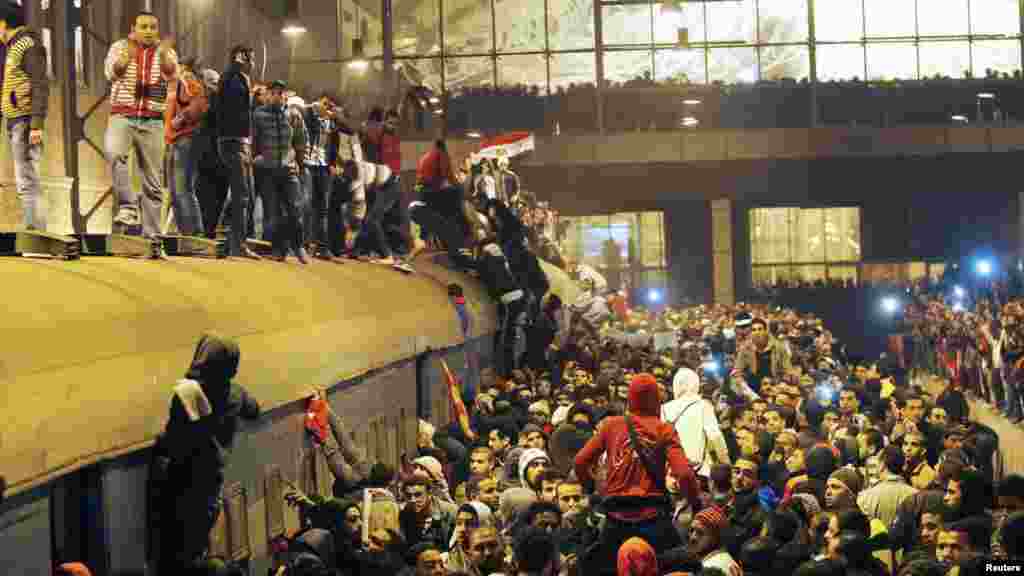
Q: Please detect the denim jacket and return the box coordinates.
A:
[252,103,308,173]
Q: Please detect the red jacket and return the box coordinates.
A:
[416,146,453,189]
[575,374,701,515]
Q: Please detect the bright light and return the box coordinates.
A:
[648,288,662,303]
[953,302,965,313]
[683,99,702,106]
[954,285,965,298]
[466,131,482,139]
[881,296,900,314]
[681,116,699,127]
[978,92,996,100]
[282,24,307,36]
[951,115,968,122]
[433,109,444,116]
[703,360,720,374]
[429,96,440,104]
[347,59,369,71]
[977,259,993,276]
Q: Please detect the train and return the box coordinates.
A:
[0,252,578,575]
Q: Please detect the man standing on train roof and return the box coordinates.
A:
[0,1,49,233]
[104,10,177,238]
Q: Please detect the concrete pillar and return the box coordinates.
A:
[711,198,735,305]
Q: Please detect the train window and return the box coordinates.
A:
[224,482,250,562]
[264,467,285,541]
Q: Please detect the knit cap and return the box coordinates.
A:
[829,466,864,495]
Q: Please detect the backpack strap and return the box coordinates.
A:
[625,414,666,492]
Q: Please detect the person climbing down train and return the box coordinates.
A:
[149,332,261,575]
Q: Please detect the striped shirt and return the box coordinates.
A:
[104,39,176,119]
[0,27,49,128]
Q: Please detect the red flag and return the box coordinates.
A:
[440,358,476,441]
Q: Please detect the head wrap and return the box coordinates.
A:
[617,537,659,576]
[672,367,700,400]
[829,467,864,496]
[518,448,551,488]
[185,332,240,391]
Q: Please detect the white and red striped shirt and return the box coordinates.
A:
[104,39,176,119]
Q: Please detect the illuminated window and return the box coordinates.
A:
[392,0,440,56]
[816,44,865,81]
[917,0,967,37]
[549,52,595,91]
[757,0,808,43]
[654,48,706,84]
[708,47,758,83]
[750,207,861,282]
[496,0,545,52]
[973,40,1021,78]
[760,45,809,81]
[602,3,652,47]
[814,0,863,42]
[547,0,595,50]
[971,0,1019,36]
[653,2,704,46]
[604,50,652,84]
[559,211,667,292]
[445,57,494,92]
[706,0,755,44]
[445,0,493,54]
[866,43,918,81]
[918,42,969,80]
[863,0,915,38]
[496,54,548,92]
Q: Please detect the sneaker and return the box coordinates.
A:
[240,246,263,260]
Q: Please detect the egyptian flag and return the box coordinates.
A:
[440,358,474,440]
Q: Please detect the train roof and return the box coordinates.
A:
[0,252,577,497]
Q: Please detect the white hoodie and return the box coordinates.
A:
[660,367,730,477]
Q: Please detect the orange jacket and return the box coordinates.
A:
[164,71,208,144]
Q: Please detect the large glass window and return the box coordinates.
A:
[760,45,809,81]
[547,0,595,50]
[601,3,653,46]
[495,0,546,53]
[445,57,495,91]
[750,207,861,281]
[815,0,863,42]
[919,42,970,80]
[445,0,493,54]
[654,48,706,84]
[758,0,808,44]
[816,44,866,81]
[706,0,756,43]
[973,40,1022,78]
[604,50,653,84]
[863,0,915,38]
[708,47,758,83]
[653,3,704,46]
[559,211,667,293]
[917,0,968,37]
[393,0,441,56]
[497,54,548,91]
[549,51,596,90]
[971,0,1020,36]
[866,43,918,81]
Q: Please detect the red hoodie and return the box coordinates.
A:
[575,373,701,519]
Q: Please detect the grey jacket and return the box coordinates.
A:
[252,103,308,173]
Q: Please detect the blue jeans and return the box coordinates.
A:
[305,165,331,247]
[7,119,45,231]
[166,135,204,236]
[216,140,253,256]
[106,116,164,236]
[260,166,303,256]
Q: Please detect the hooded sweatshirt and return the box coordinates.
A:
[661,367,730,477]
[617,537,659,576]
[292,528,338,575]
[784,446,836,504]
[446,501,496,572]
[575,373,701,518]
[162,333,260,493]
[518,448,551,491]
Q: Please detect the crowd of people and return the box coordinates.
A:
[94,261,1022,576]
[425,71,1022,135]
